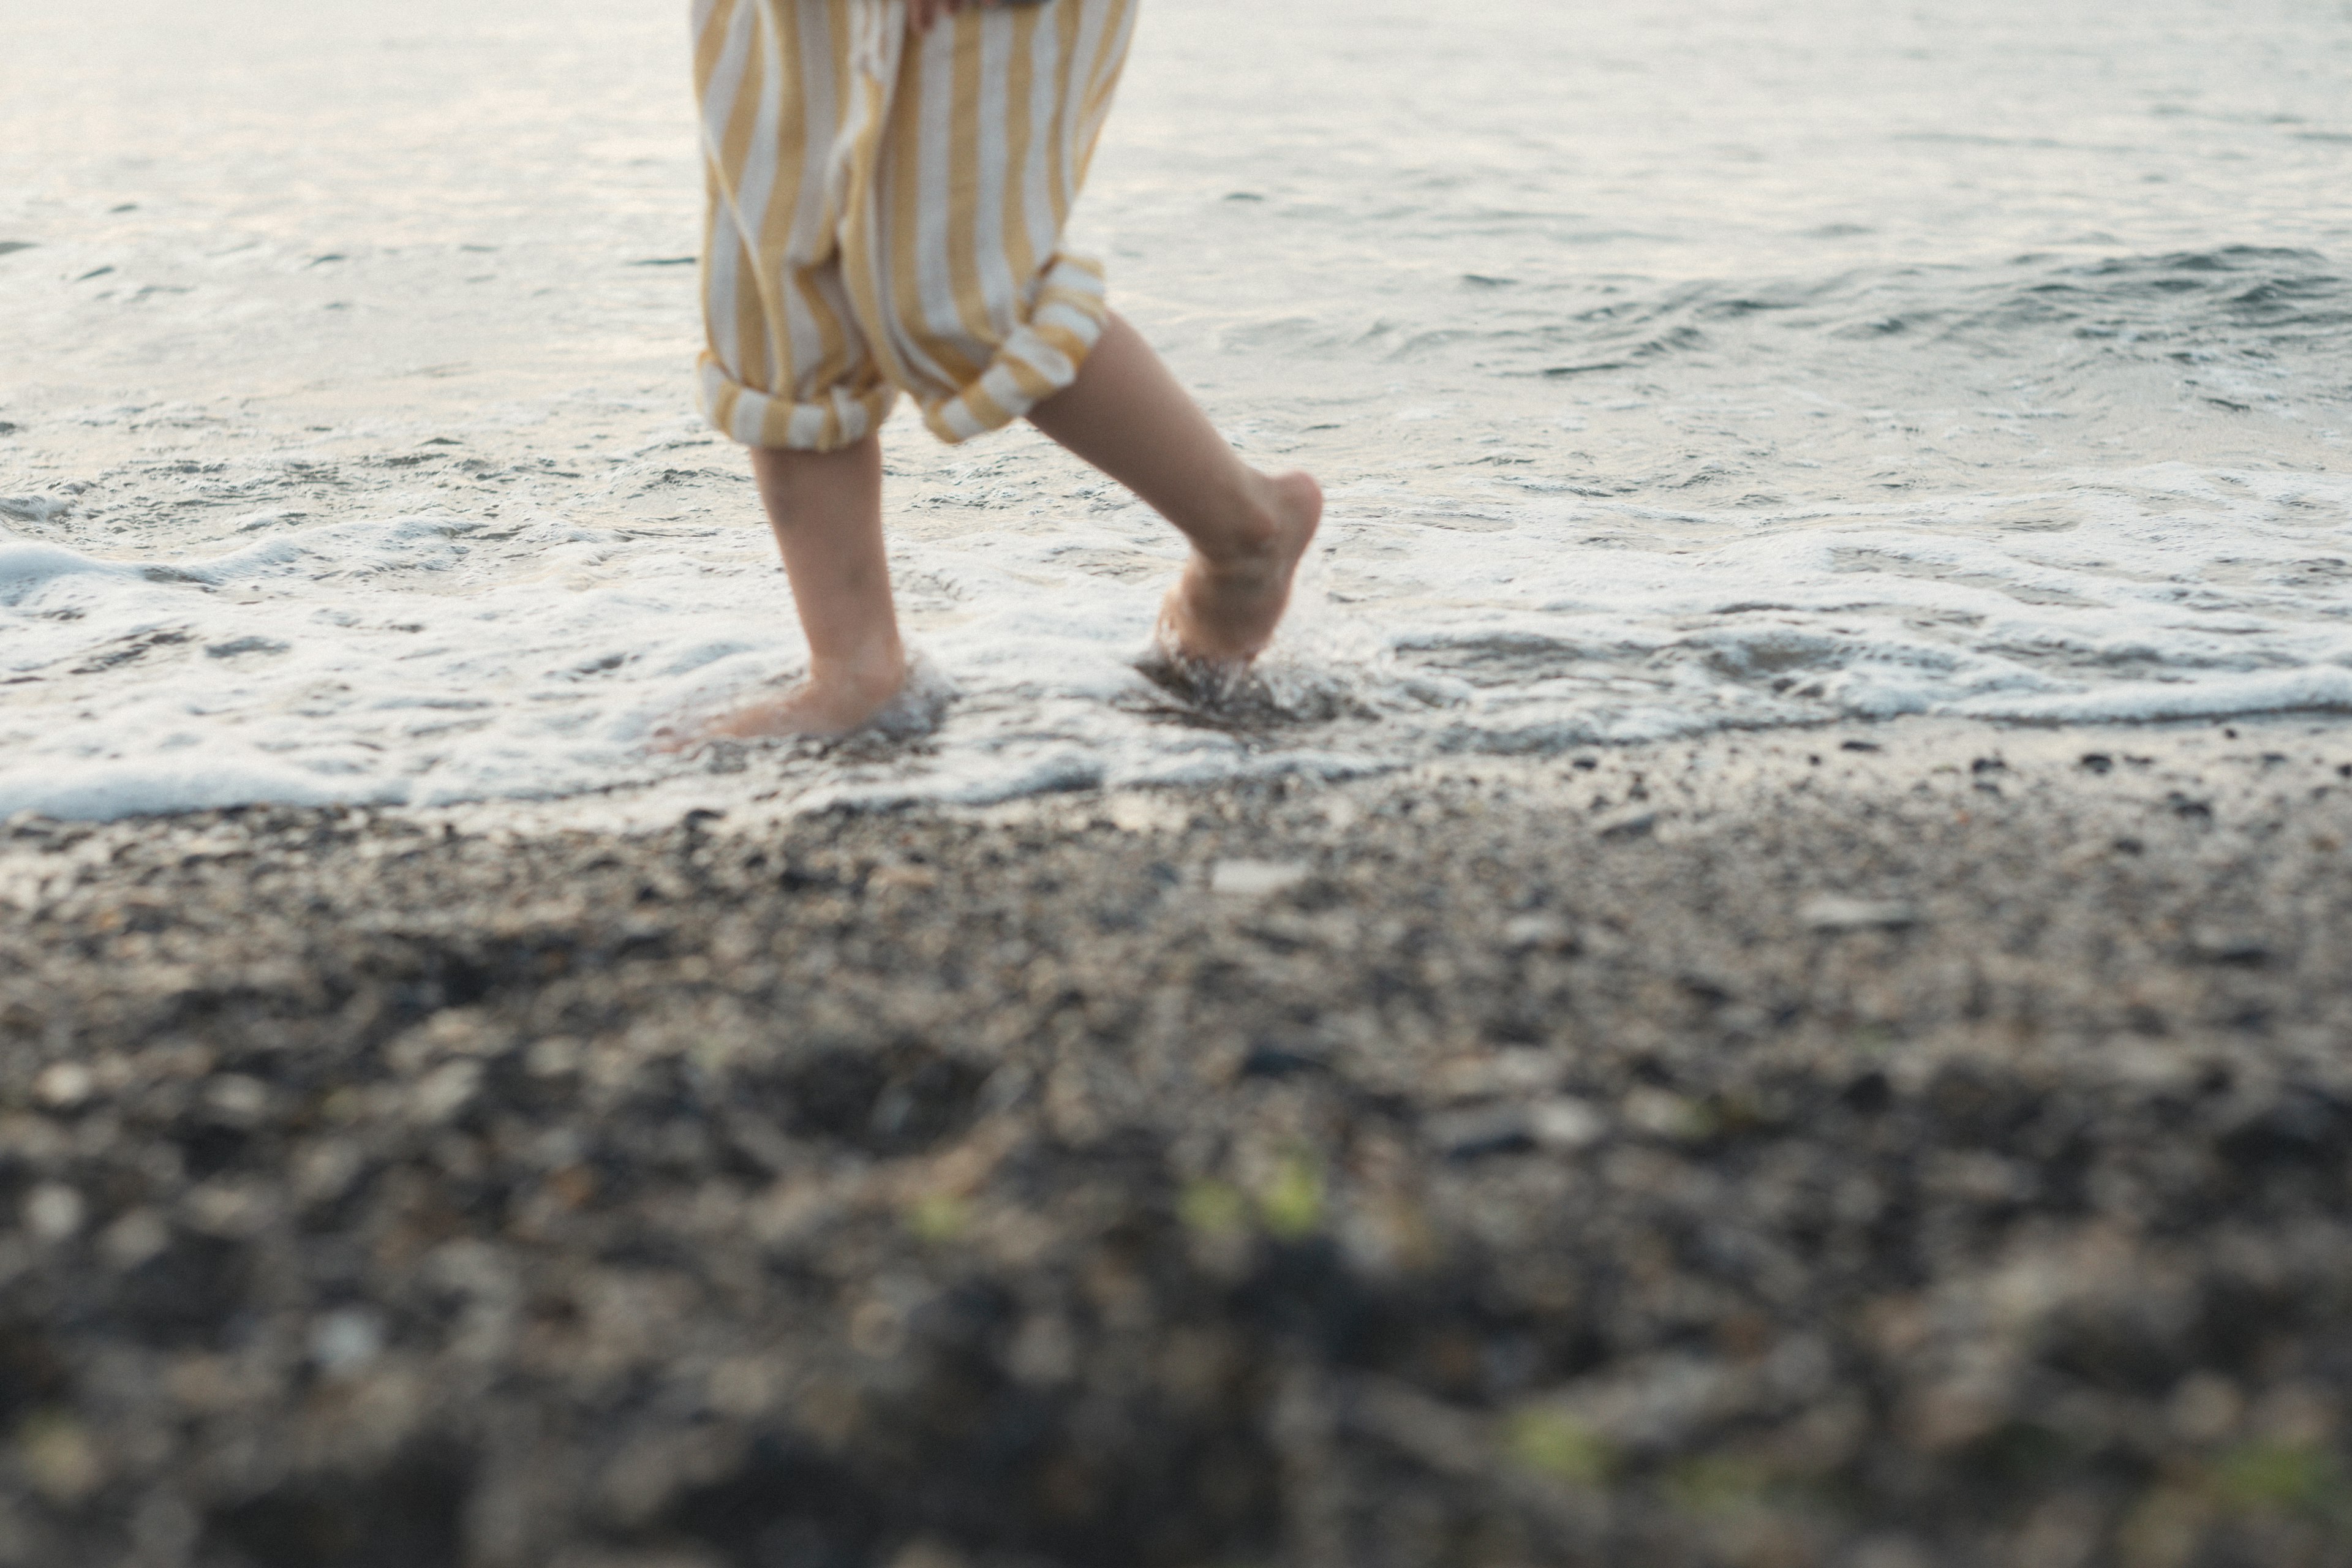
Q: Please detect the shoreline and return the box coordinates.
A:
[4,715,2352,1567]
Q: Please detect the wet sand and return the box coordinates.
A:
[4,715,2352,1568]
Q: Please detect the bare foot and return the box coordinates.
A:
[652,643,908,751]
[1156,469,1323,666]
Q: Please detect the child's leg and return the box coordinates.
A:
[1028,314,1322,664]
[695,435,908,741]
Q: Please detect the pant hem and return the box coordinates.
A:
[920,257,1112,445]
[696,359,900,453]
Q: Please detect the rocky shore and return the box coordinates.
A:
[3,717,2351,1568]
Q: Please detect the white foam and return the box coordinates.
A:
[0,755,402,824]
[0,541,134,607]
[6,454,2350,822]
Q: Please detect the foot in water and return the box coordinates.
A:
[1155,469,1324,667]
[652,641,908,751]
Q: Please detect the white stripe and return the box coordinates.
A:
[1091,0,1139,142]
[700,0,760,379]
[979,365,1029,418]
[831,388,871,444]
[1031,307,1100,349]
[938,399,988,442]
[733,8,790,375]
[1019,5,1063,285]
[731,393,767,448]
[1006,339,1076,387]
[1058,0,1112,226]
[1041,258,1107,296]
[907,23,968,386]
[786,404,827,450]
[810,263,865,372]
[699,0,757,176]
[777,1,838,405]
[706,227,744,382]
[973,13,1017,333]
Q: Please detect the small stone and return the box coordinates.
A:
[1237,1045,1328,1080]
[1624,1089,1713,1141]
[1427,1104,1536,1160]
[2166,1373,2243,1444]
[527,1036,584,1077]
[1847,1539,1934,1568]
[1501,913,1578,952]
[17,1411,104,1503]
[412,1059,483,1122]
[2247,1381,2340,1446]
[98,1208,170,1270]
[32,1060,93,1110]
[1008,1313,1079,1387]
[1209,859,1308,897]
[186,1180,274,1238]
[309,1308,386,1376]
[884,1542,970,1568]
[550,1550,728,1568]
[203,1074,270,1124]
[1529,1097,1606,1150]
[1436,1049,1560,1099]
[2188,929,2270,967]
[1801,895,1920,932]
[1596,809,1657,842]
[24,1183,84,1242]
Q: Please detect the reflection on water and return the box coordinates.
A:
[1,0,2347,818]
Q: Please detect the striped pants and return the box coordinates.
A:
[692,0,1137,452]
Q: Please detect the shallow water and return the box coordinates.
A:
[2,0,2348,819]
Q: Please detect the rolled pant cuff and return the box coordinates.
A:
[697,359,900,453]
[921,259,1112,445]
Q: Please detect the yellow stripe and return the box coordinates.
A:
[715,12,763,208]
[889,31,981,388]
[741,7,789,411]
[1000,5,1041,290]
[962,382,1015,432]
[944,15,996,352]
[692,0,733,99]
[1042,0,1082,229]
[808,7,856,403]
[699,164,725,371]
[995,352,1058,405]
[736,226,771,398]
[837,13,911,392]
[883,32,935,382]
[1082,0,1133,127]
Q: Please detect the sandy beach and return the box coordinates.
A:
[5,715,2350,1567]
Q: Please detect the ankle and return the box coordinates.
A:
[808,634,907,693]
[1192,471,1284,567]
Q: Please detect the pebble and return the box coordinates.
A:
[309,1308,387,1376]
[32,1061,92,1109]
[1209,858,1310,897]
[1800,895,1921,932]
[23,1183,83,1242]
[0,725,2347,1568]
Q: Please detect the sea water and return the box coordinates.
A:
[2,0,2348,820]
